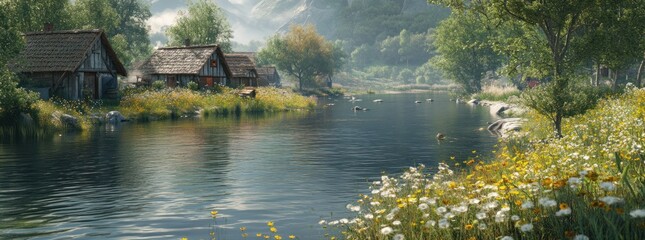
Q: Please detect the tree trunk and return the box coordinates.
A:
[595,62,600,86]
[554,112,563,138]
[637,58,644,88]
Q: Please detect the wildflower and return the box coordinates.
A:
[476,212,487,220]
[380,226,393,235]
[240,227,247,231]
[370,201,380,206]
[599,196,624,206]
[257,233,263,237]
[289,235,296,239]
[511,215,520,221]
[210,210,218,217]
[435,207,447,214]
[573,235,590,240]
[520,223,533,232]
[538,197,557,207]
[392,234,405,240]
[181,238,188,240]
[478,223,487,230]
[599,182,616,191]
[418,203,429,211]
[501,236,513,240]
[521,201,534,209]
[452,205,468,213]
[267,221,274,227]
[438,218,450,229]
[465,224,474,230]
[270,227,277,233]
[469,198,481,204]
[318,220,327,225]
[386,213,395,221]
[487,192,500,198]
[555,208,572,216]
[425,220,436,228]
[364,213,374,219]
[567,177,582,185]
[629,209,645,218]
[347,204,361,212]
[274,235,282,240]
[393,220,401,226]
[339,218,349,224]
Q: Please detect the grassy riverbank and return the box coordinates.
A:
[324,88,645,240]
[1,87,316,135]
[119,87,316,121]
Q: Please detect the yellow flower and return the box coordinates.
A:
[242,233,248,238]
[267,221,274,227]
[240,227,247,231]
[274,235,282,240]
[289,235,296,239]
[210,210,218,217]
[559,203,569,210]
[257,233,263,237]
[464,224,474,230]
[270,227,277,233]
[181,238,188,240]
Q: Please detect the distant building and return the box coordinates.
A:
[11,29,127,100]
[137,45,232,88]
[256,67,281,87]
[224,53,258,88]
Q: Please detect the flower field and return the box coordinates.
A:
[324,88,645,240]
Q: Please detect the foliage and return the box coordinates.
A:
[0,5,23,65]
[165,0,233,52]
[3,0,71,32]
[431,11,502,94]
[151,80,166,91]
[329,89,645,240]
[186,81,199,91]
[258,25,345,90]
[0,68,39,123]
[69,0,152,66]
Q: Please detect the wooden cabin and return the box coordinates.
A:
[11,29,127,100]
[256,67,281,87]
[137,45,232,88]
[224,54,258,88]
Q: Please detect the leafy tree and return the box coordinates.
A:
[258,25,345,90]
[69,0,152,66]
[166,0,233,52]
[431,11,502,94]
[4,0,71,32]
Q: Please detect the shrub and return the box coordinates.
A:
[187,81,199,91]
[151,80,166,91]
[0,68,39,123]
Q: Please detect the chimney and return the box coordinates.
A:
[184,38,191,47]
[44,22,54,32]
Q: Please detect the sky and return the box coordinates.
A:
[146,0,278,46]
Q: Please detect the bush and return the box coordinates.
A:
[152,80,166,91]
[187,81,199,91]
[0,68,39,123]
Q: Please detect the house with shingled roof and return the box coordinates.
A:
[224,53,258,88]
[137,45,232,88]
[11,29,127,100]
[256,66,281,87]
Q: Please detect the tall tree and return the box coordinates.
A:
[258,25,345,90]
[69,0,152,66]
[431,11,502,94]
[5,0,71,33]
[165,0,233,52]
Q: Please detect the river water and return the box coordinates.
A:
[0,92,499,239]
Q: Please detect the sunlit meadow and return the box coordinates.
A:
[319,88,645,240]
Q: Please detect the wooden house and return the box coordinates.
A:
[224,54,258,88]
[137,45,232,88]
[11,29,127,100]
[256,67,281,87]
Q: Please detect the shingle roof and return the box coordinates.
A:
[12,29,127,76]
[224,54,257,78]
[138,45,231,77]
[256,66,277,75]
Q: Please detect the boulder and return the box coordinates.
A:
[490,103,510,116]
[488,118,526,138]
[106,111,125,123]
[60,114,81,130]
[468,99,480,105]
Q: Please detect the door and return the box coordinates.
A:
[167,76,177,88]
[84,72,97,99]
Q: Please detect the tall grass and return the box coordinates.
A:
[472,85,521,102]
[327,88,645,240]
[118,87,316,121]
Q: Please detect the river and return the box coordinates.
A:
[0,92,499,239]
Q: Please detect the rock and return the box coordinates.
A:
[488,118,526,138]
[468,99,480,105]
[60,114,81,130]
[373,99,383,103]
[426,98,434,102]
[490,103,510,116]
[106,111,125,123]
[436,133,445,140]
[414,100,422,103]
[89,113,105,124]
[352,106,368,111]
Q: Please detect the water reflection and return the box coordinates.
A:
[0,93,498,239]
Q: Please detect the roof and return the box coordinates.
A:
[138,45,232,76]
[224,54,257,78]
[256,66,278,76]
[13,29,127,76]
